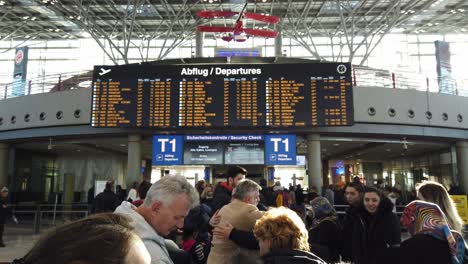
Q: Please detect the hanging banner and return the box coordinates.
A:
[12,46,29,97]
[435,41,455,94]
[204,167,211,181]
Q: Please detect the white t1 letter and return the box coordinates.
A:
[270,138,281,152]
[158,138,169,152]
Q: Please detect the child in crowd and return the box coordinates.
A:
[182,226,208,264]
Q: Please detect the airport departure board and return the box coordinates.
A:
[91,62,353,128]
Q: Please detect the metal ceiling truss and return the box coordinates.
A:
[1,0,468,65]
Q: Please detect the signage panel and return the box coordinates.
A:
[184,135,264,141]
[183,142,223,165]
[225,142,264,165]
[152,135,183,165]
[91,62,353,128]
[451,195,468,224]
[265,135,296,165]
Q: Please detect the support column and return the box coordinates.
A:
[0,143,9,189]
[126,135,142,188]
[456,141,468,193]
[195,30,204,58]
[275,28,282,57]
[307,134,322,192]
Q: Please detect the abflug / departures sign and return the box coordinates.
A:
[181,67,262,77]
[91,62,353,128]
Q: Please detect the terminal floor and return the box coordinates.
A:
[0,224,40,263]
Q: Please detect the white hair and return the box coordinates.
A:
[232,179,261,200]
[143,175,199,208]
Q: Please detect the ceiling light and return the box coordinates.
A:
[458,9,465,12]
[120,144,127,147]
[54,29,60,32]
[0,1,5,6]
[23,16,29,20]
[333,143,340,146]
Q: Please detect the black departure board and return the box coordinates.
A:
[91,62,353,128]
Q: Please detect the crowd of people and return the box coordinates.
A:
[9,166,468,264]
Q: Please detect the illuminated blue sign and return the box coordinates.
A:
[265,135,296,165]
[152,135,183,165]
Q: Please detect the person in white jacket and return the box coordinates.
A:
[115,175,199,264]
[127,181,139,202]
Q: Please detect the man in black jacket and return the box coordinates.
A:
[0,187,10,247]
[340,182,364,262]
[211,166,246,212]
[92,181,121,213]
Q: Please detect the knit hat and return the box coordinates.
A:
[1,187,8,192]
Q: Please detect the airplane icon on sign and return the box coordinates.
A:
[99,68,111,76]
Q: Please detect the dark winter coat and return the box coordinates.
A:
[309,219,341,263]
[351,197,401,264]
[0,198,10,224]
[211,182,232,212]
[260,187,276,207]
[377,233,452,264]
[92,189,121,213]
[263,249,327,264]
[229,228,259,250]
[340,204,361,261]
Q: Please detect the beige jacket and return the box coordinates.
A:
[207,199,264,264]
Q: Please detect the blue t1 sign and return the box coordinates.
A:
[152,135,183,165]
[265,135,296,165]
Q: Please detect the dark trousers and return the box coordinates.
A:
[0,222,4,243]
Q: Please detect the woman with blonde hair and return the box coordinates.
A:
[379,200,466,264]
[253,207,326,264]
[417,181,463,233]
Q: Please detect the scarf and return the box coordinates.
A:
[309,197,337,229]
[220,182,233,192]
[401,200,465,264]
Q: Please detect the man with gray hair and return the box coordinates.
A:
[207,179,264,264]
[115,175,199,264]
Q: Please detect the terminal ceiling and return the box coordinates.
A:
[1,0,468,42]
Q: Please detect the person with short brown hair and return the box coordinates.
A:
[211,166,247,212]
[13,213,150,264]
[253,207,326,264]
